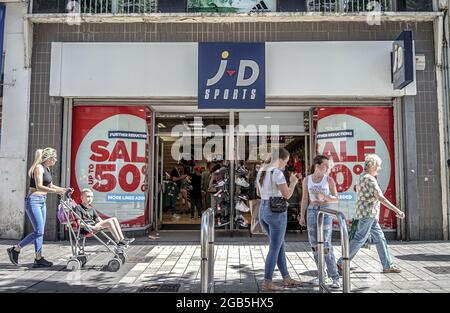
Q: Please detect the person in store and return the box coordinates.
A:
[170,165,187,218]
[208,163,223,210]
[177,165,190,214]
[336,154,405,274]
[299,154,341,288]
[256,148,303,291]
[201,164,211,210]
[190,165,203,219]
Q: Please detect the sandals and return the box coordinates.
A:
[383,265,402,273]
[261,281,283,292]
[282,277,303,288]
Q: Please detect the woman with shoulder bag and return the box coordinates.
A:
[256,148,303,291]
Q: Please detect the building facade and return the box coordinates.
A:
[0,0,449,241]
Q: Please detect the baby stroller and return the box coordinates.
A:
[57,190,127,272]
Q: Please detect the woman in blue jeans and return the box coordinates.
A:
[7,148,71,268]
[256,148,302,291]
[299,155,341,288]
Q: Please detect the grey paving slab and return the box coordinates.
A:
[2,239,450,293]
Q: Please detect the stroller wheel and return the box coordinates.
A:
[67,259,81,271]
[77,255,88,267]
[116,253,126,265]
[107,258,121,272]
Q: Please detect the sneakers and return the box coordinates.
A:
[171,214,181,220]
[7,247,19,265]
[236,220,250,229]
[307,277,320,286]
[235,201,250,213]
[118,237,135,247]
[236,166,249,176]
[235,195,249,202]
[383,265,401,273]
[307,277,330,286]
[32,257,53,268]
[235,214,249,223]
[213,180,227,188]
[216,216,230,227]
[330,278,341,289]
[235,177,249,188]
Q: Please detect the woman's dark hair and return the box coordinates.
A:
[258,148,290,187]
[309,155,329,174]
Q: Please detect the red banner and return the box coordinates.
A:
[316,107,396,229]
[70,106,151,229]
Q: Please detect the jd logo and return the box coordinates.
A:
[198,43,265,109]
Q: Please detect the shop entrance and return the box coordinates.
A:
[152,111,310,232]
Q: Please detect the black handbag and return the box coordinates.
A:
[268,169,288,213]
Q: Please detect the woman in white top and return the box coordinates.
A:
[256,148,303,291]
[299,155,341,288]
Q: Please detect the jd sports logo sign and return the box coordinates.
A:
[198,43,265,109]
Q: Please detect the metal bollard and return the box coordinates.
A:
[317,207,351,293]
[201,208,215,293]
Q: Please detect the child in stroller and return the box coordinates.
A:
[76,188,134,247]
[59,188,135,272]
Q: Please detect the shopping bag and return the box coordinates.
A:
[349,218,372,249]
[348,218,359,241]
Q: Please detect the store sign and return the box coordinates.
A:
[392,30,414,89]
[71,106,151,229]
[198,43,265,109]
[188,0,276,13]
[316,107,397,229]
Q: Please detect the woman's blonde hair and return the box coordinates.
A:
[364,154,382,171]
[28,147,57,177]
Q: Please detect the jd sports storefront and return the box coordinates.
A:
[50,38,416,238]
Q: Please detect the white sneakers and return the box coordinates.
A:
[307,277,341,289]
[330,278,341,289]
[235,201,250,213]
[235,177,249,188]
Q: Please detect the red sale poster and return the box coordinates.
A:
[70,106,151,229]
[316,107,397,229]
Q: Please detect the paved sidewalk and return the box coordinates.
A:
[1,237,450,293]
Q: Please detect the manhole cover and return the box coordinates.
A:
[138,284,180,293]
[424,266,450,274]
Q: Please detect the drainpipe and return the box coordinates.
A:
[434,14,449,240]
[443,8,450,240]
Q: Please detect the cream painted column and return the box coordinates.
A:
[0,2,32,239]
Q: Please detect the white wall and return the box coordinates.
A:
[0,2,31,239]
[50,41,417,98]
